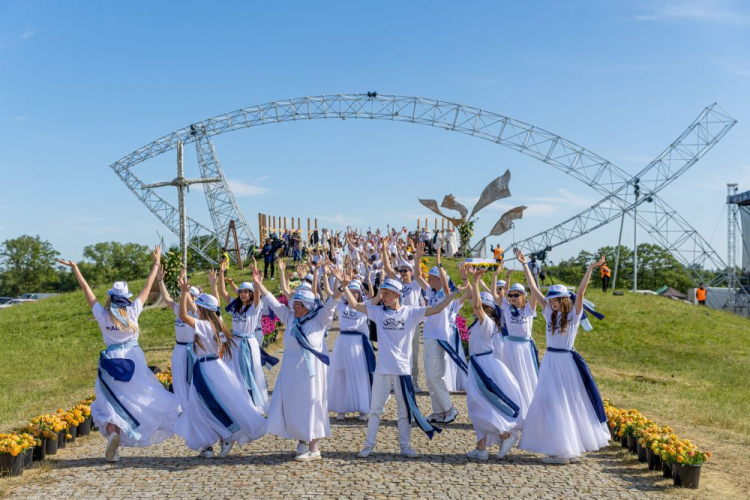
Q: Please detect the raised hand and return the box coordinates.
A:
[58,258,76,268]
[152,245,162,264]
[156,265,165,281]
[178,275,190,293]
[278,258,286,272]
[593,254,607,267]
[514,248,527,265]
[208,269,218,286]
[458,261,468,281]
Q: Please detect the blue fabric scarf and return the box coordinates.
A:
[546,347,606,423]
[398,375,442,440]
[109,295,134,329]
[175,341,196,384]
[288,306,330,377]
[437,339,468,375]
[97,339,142,440]
[192,356,240,432]
[468,351,520,418]
[232,332,264,408]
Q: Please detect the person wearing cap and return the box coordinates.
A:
[326,277,375,421]
[515,249,610,465]
[252,269,341,462]
[342,274,464,459]
[155,266,201,408]
[413,243,460,425]
[174,276,267,459]
[216,259,270,414]
[463,267,526,461]
[497,277,539,413]
[59,246,182,463]
[382,237,424,390]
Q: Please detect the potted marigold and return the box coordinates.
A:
[634,420,655,463]
[673,439,710,489]
[76,403,93,436]
[644,426,672,471]
[31,414,65,455]
[0,433,29,477]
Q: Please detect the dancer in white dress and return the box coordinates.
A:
[497,281,539,415]
[216,260,269,414]
[327,279,375,420]
[253,272,341,462]
[59,246,181,463]
[516,249,610,464]
[464,268,526,461]
[173,276,267,459]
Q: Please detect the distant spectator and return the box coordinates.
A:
[528,254,540,287]
[696,282,707,306]
[493,244,504,264]
[261,238,276,280]
[600,262,611,293]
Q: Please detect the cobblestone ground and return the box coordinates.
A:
[5,327,668,499]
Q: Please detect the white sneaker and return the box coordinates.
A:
[426,412,441,423]
[336,413,346,421]
[358,446,374,458]
[218,440,234,458]
[105,432,120,462]
[466,448,489,461]
[400,446,418,458]
[199,447,214,459]
[296,442,308,455]
[357,413,369,421]
[294,450,321,462]
[541,455,570,465]
[497,434,518,459]
[442,406,459,424]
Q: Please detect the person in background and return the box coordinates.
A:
[261,238,276,280]
[696,283,707,306]
[528,254,540,288]
[600,261,611,293]
[493,244,504,265]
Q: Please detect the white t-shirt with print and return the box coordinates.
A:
[366,303,426,375]
[422,287,451,341]
[92,298,142,346]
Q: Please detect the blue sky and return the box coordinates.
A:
[1,1,749,267]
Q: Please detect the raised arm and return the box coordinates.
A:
[436,248,451,296]
[413,241,429,290]
[156,265,176,308]
[58,259,97,309]
[467,267,486,323]
[381,236,397,279]
[177,275,196,328]
[516,249,546,308]
[277,258,292,297]
[217,260,232,304]
[137,245,161,305]
[425,286,464,317]
[331,266,365,313]
[251,257,262,308]
[207,269,220,301]
[577,254,606,315]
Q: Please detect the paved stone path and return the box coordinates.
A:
[5,326,668,499]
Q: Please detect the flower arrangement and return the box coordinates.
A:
[277,294,289,306]
[455,314,470,343]
[463,259,500,272]
[0,433,34,456]
[29,414,65,440]
[156,371,172,390]
[262,315,280,337]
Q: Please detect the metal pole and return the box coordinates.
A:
[633,180,640,292]
[611,189,628,292]
[177,142,187,268]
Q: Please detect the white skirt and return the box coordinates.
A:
[327,333,371,414]
[93,345,181,447]
[224,336,270,414]
[499,340,538,417]
[466,353,525,448]
[173,356,267,450]
[518,351,610,457]
[444,343,468,392]
[171,344,191,408]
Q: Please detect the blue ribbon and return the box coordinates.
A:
[232,332,263,408]
[109,295,133,309]
[468,352,520,418]
[504,336,540,375]
[288,307,329,377]
[340,330,376,385]
[437,339,469,375]
[398,375,442,440]
[192,355,240,432]
[97,339,142,440]
[259,346,279,370]
[545,347,606,423]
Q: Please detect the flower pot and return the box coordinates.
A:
[627,435,637,453]
[680,464,701,489]
[662,461,672,478]
[636,441,647,462]
[78,418,92,437]
[58,430,67,449]
[621,435,628,448]
[23,448,33,467]
[68,425,77,443]
[672,463,683,487]
[45,434,59,455]
[646,448,661,471]
[33,438,47,461]
[0,453,23,477]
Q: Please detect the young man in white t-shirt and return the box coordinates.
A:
[413,243,459,424]
[340,276,462,458]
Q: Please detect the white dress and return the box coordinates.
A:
[91,299,181,447]
[498,300,538,415]
[444,300,468,392]
[466,316,526,447]
[518,303,610,458]
[171,304,197,407]
[173,319,267,450]
[224,302,269,413]
[327,302,372,414]
[263,294,337,442]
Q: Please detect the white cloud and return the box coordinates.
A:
[12,116,25,122]
[20,29,35,40]
[318,213,365,227]
[190,178,270,197]
[632,1,750,26]
[715,57,750,77]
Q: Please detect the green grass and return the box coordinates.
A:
[2,258,749,447]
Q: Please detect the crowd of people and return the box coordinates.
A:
[58,227,610,465]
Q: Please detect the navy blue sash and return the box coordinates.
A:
[259,346,280,370]
[437,339,468,375]
[99,357,136,382]
[289,307,330,376]
[176,341,196,384]
[340,330,376,384]
[398,375,442,440]
[97,339,142,439]
[468,352,520,418]
[545,347,606,423]
[192,356,240,432]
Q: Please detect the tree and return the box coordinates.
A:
[80,241,152,285]
[0,235,60,296]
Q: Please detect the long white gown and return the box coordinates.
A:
[444,300,468,392]
[91,299,181,447]
[263,294,337,442]
[518,304,610,458]
[173,319,267,450]
[171,304,196,407]
[224,302,269,413]
[498,300,538,416]
[327,301,372,414]
[466,315,526,447]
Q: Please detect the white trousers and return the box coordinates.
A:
[410,325,421,383]
[365,373,411,449]
[424,338,453,414]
